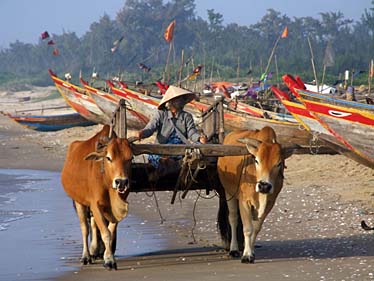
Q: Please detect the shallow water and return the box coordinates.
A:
[0,169,168,281]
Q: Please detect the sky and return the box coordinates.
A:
[0,0,371,49]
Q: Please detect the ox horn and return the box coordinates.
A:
[237,138,261,147]
[237,138,261,156]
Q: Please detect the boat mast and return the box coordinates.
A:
[307,36,319,93]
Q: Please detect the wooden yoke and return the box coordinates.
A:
[113,97,251,200]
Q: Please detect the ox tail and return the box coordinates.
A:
[217,195,231,250]
[217,195,244,251]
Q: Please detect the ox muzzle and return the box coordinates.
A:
[256,180,273,194]
[113,177,130,194]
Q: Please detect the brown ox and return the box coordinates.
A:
[61,125,133,270]
[217,126,296,263]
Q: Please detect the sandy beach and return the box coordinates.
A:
[1,87,374,281]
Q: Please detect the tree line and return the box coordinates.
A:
[0,0,373,88]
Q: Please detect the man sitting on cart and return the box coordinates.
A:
[138,85,207,177]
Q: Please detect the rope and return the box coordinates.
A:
[137,154,165,224]
[152,190,165,224]
[309,132,321,155]
[224,154,249,202]
[190,192,200,244]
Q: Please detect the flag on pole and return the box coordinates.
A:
[281,26,288,38]
[323,41,335,67]
[111,36,124,53]
[41,31,50,40]
[164,20,176,43]
[188,65,203,80]
[52,48,59,56]
[138,63,151,73]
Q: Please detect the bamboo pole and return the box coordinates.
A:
[178,48,184,87]
[237,56,240,81]
[210,57,214,83]
[163,41,173,83]
[321,64,327,92]
[263,36,281,78]
[350,68,355,87]
[369,60,373,96]
[307,36,319,93]
[275,54,279,87]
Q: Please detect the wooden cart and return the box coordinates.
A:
[110,98,251,203]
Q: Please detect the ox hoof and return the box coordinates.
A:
[228,250,240,258]
[80,257,92,265]
[241,255,255,264]
[103,261,117,270]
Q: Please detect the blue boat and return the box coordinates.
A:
[2,111,96,132]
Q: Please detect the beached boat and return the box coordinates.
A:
[272,85,374,167]
[80,78,147,129]
[107,80,314,147]
[48,69,110,124]
[283,74,374,168]
[2,108,95,132]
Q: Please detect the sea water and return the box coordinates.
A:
[0,169,167,281]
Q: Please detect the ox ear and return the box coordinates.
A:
[281,143,300,160]
[84,151,105,161]
[96,137,110,152]
[237,138,261,156]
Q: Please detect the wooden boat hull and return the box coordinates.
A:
[108,82,313,146]
[312,110,374,164]
[295,91,374,163]
[49,70,110,124]
[81,80,147,129]
[5,112,95,132]
[272,86,374,167]
[282,75,374,167]
[296,89,374,126]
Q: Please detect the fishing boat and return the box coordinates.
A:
[48,69,110,125]
[283,74,374,168]
[2,107,95,132]
[80,77,147,129]
[272,85,373,167]
[107,80,314,147]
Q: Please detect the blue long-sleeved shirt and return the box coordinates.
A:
[141,109,200,144]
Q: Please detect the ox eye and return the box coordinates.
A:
[106,156,112,162]
[254,158,259,165]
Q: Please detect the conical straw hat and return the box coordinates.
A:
[158,85,196,110]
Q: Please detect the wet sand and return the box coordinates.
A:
[1,89,374,281]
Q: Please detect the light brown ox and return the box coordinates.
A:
[217,126,296,263]
[61,125,133,270]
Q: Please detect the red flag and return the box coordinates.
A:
[281,26,288,38]
[164,20,175,43]
[370,60,374,78]
[111,36,124,53]
[52,48,59,56]
[41,31,50,40]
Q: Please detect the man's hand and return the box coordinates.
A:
[138,130,143,140]
[199,134,208,144]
